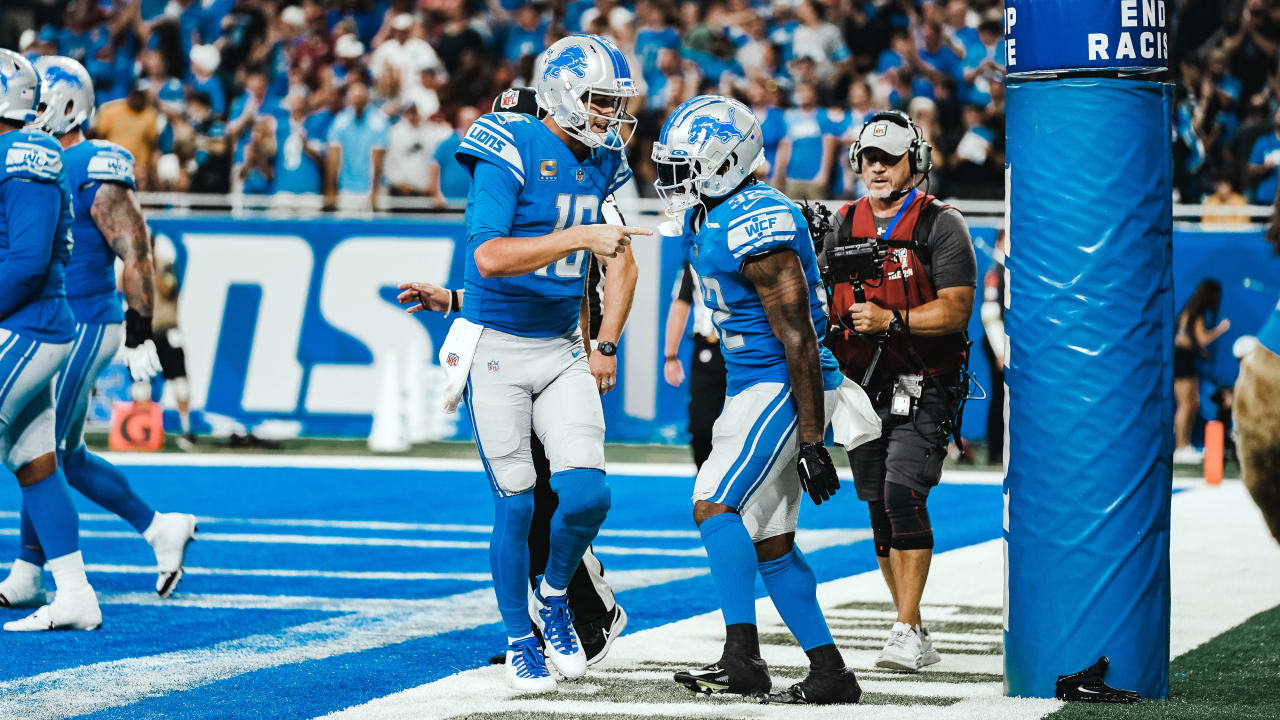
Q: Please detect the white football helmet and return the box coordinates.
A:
[33,56,95,136]
[533,34,638,151]
[651,95,764,215]
[0,49,42,125]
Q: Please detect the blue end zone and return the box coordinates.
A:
[0,461,1002,719]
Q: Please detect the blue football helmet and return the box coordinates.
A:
[534,34,638,151]
[33,56,95,136]
[651,95,764,215]
[0,49,42,125]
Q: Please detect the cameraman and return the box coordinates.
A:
[821,111,975,672]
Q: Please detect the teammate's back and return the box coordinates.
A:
[0,127,75,343]
[62,138,136,325]
[685,183,841,393]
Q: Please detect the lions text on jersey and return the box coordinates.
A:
[679,183,843,395]
[0,128,75,343]
[62,139,136,325]
[455,111,631,337]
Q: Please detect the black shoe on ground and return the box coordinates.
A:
[674,652,771,698]
[1056,657,1142,703]
[578,603,628,666]
[767,667,862,705]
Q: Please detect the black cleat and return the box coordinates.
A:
[1056,657,1142,704]
[578,603,628,666]
[767,667,862,705]
[675,653,771,698]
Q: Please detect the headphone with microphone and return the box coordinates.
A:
[849,110,933,177]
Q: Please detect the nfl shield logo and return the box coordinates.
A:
[575,168,586,183]
[499,89,519,109]
[446,353,459,367]
[488,360,500,374]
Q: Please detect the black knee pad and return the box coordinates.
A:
[867,500,892,558]
[884,482,933,551]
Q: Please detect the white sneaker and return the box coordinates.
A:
[0,559,46,609]
[875,621,923,672]
[505,636,557,692]
[144,512,198,597]
[1172,446,1204,465]
[531,584,587,679]
[918,624,941,667]
[3,585,101,631]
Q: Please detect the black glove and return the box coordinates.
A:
[797,442,840,505]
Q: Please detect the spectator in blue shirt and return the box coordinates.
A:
[434,106,481,202]
[772,81,841,199]
[1248,106,1280,204]
[273,91,327,195]
[635,1,682,83]
[325,80,388,210]
[235,115,276,195]
[746,79,787,173]
[503,5,548,63]
[187,45,226,118]
[876,29,913,75]
[917,21,964,89]
[961,20,1005,106]
[944,0,984,61]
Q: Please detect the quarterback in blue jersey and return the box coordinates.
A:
[0,57,197,617]
[431,35,648,692]
[0,49,100,631]
[653,96,862,704]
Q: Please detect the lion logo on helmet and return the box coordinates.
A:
[542,44,590,81]
[42,65,83,90]
[687,108,745,151]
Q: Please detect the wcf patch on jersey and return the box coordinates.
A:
[5,142,62,180]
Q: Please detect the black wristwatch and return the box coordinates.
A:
[889,309,906,335]
[596,341,617,357]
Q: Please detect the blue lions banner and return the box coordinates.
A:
[137,215,1277,445]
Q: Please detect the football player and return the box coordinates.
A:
[653,95,862,704]
[398,87,629,669]
[414,35,648,691]
[0,57,197,612]
[0,49,99,631]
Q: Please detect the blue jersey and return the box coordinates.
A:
[682,183,843,395]
[64,139,136,325]
[455,112,631,337]
[0,129,76,343]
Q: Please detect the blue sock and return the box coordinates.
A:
[545,468,610,591]
[759,546,834,651]
[699,512,758,627]
[17,506,45,566]
[62,446,155,533]
[490,491,535,639]
[20,468,79,560]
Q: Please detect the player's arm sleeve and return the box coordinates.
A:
[0,180,62,319]
[927,208,978,290]
[606,153,633,196]
[727,203,803,268]
[463,157,520,252]
[673,263,694,303]
[86,146,138,190]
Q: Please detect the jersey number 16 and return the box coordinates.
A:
[535,193,599,278]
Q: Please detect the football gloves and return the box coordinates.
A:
[797,442,840,505]
[123,309,162,382]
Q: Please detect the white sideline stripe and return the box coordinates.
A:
[0,568,704,720]
[320,483,1280,720]
[94,451,1015,486]
[81,564,494,583]
[0,526,871,558]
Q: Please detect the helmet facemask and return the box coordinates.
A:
[557,87,637,151]
[652,147,713,216]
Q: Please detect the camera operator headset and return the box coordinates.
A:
[809,109,976,669]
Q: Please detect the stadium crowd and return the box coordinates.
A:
[8,0,1280,208]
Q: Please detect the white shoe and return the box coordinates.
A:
[144,512,198,597]
[505,636,557,692]
[3,585,101,631]
[0,559,46,609]
[918,624,941,667]
[531,584,587,679]
[875,621,923,672]
[1172,446,1204,465]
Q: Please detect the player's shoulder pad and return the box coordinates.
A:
[456,111,530,184]
[83,139,137,189]
[1,129,64,183]
[722,185,799,261]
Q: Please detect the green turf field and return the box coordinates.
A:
[1049,605,1280,720]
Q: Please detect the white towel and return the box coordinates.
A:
[437,318,483,414]
[831,377,881,450]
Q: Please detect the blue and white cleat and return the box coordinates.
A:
[505,635,557,692]
[532,581,587,679]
